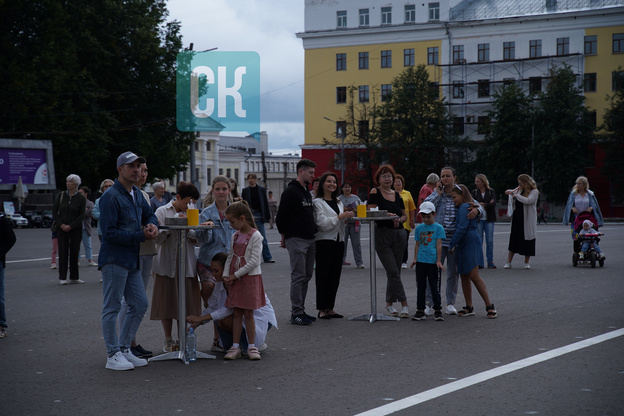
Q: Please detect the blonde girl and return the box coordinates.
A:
[505,174,539,269]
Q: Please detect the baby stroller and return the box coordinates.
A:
[571,211,604,268]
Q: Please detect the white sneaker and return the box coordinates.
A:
[524,263,531,269]
[424,305,433,316]
[50,263,57,269]
[446,304,458,315]
[503,263,512,269]
[122,349,148,367]
[401,263,408,269]
[106,351,134,371]
[257,343,268,352]
[69,279,85,284]
[386,305,398,317]
[357,264,365,269]
[88,261,98,267]
[59,279,68,285]
[399,306,410,318]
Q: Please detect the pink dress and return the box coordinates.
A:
[225,230,267,310]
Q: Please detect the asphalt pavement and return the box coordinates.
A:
[1,223,623,415]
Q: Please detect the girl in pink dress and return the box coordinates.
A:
[222,202,266,360]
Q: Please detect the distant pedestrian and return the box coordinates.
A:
[0,212,17,338]
[78,186,97,267]
[92,179,114,244]
[241,173,274,263]
[150,181,168,213]
[471,174,497,269]
[416,173,439,223]
[338,182,364,268]
[267,191,278,229]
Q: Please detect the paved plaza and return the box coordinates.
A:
[2,223,623,415]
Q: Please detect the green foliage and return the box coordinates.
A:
[533,65,595,203]
[480,84,533,198]
[600,67,624,203]
[0,0,192,191]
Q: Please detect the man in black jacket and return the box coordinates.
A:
[276,159,318,325]
[242,173,274,263]
[0,212,17,338]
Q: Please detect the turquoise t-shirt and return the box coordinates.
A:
[414,222,446,264]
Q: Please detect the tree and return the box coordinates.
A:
[479,83,533,197]
[0,0,192,191]
[533,65,595,203]
[600,68,624,204]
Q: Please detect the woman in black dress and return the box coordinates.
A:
[504,174,539,269]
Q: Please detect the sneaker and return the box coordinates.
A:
[386,306,398,317]
[247,346,261,360]
[257,343,268,352]
[401,263,408,269]
[224,346,241,360]
[131,344,153,358]
[424,305,433,316]
[357,264,365,269]
[412,310,426,320]
[343,261,351,266]
[303,312,317,322]
[50,263,57,269]
[163,338,176,352]
[122,349,148,367]
[434,310,444,321]
[88,260,98,267]
[264,259,275,263]
[0,327,6,338]
[106,351,134,371]
[59,279,68,285]
[487,263,497,269]
[524,263,531,269]
[399,306,410,318]
[446,304,458,315]
[503,262,512,269]
[290,314,312,325]
[69,279,85,284]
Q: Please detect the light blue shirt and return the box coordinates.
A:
[414,222,446,264]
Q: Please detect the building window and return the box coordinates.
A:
[358,120,369,138]
[453,45,464,63]
[478,79,490,97]
[585,35,598,55]
[429,2,440,21]
[478,43,490,62]
[612,70,624,91]
[381,84,392,102]
[381,7,392,24]
[613,33,624,53]
[234,168,239,179]
[226,168,231,178]
[503,42,515,60]
[358,85,369,103]
[206,168,211,185]
[452,81,464,98]
[557,37,569,55]
[529,77,542,95]
[358,52,369,69]
[336,86,347,104]
[194,141,199,151]
[530,40,542,58]
[206,141,211,151]
[477,116,490,135]
[359,8,369,27]
[381,50,392,68]
[583,73,597,92]
[405,4,416,23]
[336,53,346,71]
[404,48,415,66]
[429,82,440,98]
[427,47,439,65]
[453,117,464,135]
[337,11,347,28]
[218,168,223,176]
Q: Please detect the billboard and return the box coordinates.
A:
[0,139,56,191]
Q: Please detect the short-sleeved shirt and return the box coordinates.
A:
[414,222,446,264]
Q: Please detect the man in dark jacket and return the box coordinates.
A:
[242,173,274,263]
[0,212,17,338]
[276,159,318,325]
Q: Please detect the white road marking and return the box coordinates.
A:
[354,328,624,416]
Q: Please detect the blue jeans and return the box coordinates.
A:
[80,229,93,261]
[118,255,153,339]
[101,264,149,356]
[253,213,273,262]
[0,262,6,329]
[343,222,363,267]
[477,221,495,266]
[581,241,601,253]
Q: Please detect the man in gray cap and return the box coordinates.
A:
[99,151,159,370]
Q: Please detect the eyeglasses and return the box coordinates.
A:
[379,173,393,179]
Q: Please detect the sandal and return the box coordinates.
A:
[317,310,331,320]
[457,306,475,317]
[486,304,497,319]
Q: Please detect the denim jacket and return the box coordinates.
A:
[194,203,235,267]
[98,179,158,271]
[562,190,604,226]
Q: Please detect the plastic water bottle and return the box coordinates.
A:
[186,327,196,362]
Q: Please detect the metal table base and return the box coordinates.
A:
[348,217,400,323]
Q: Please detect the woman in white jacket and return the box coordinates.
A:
[504,174,539,269]
[313,172,355,319]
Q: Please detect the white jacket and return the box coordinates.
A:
[313,198,346,242]
[224,230,263,279]
[507,188,539,240]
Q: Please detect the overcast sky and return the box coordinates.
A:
[167,0,305,155]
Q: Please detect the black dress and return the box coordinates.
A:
[508,199,535,256]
